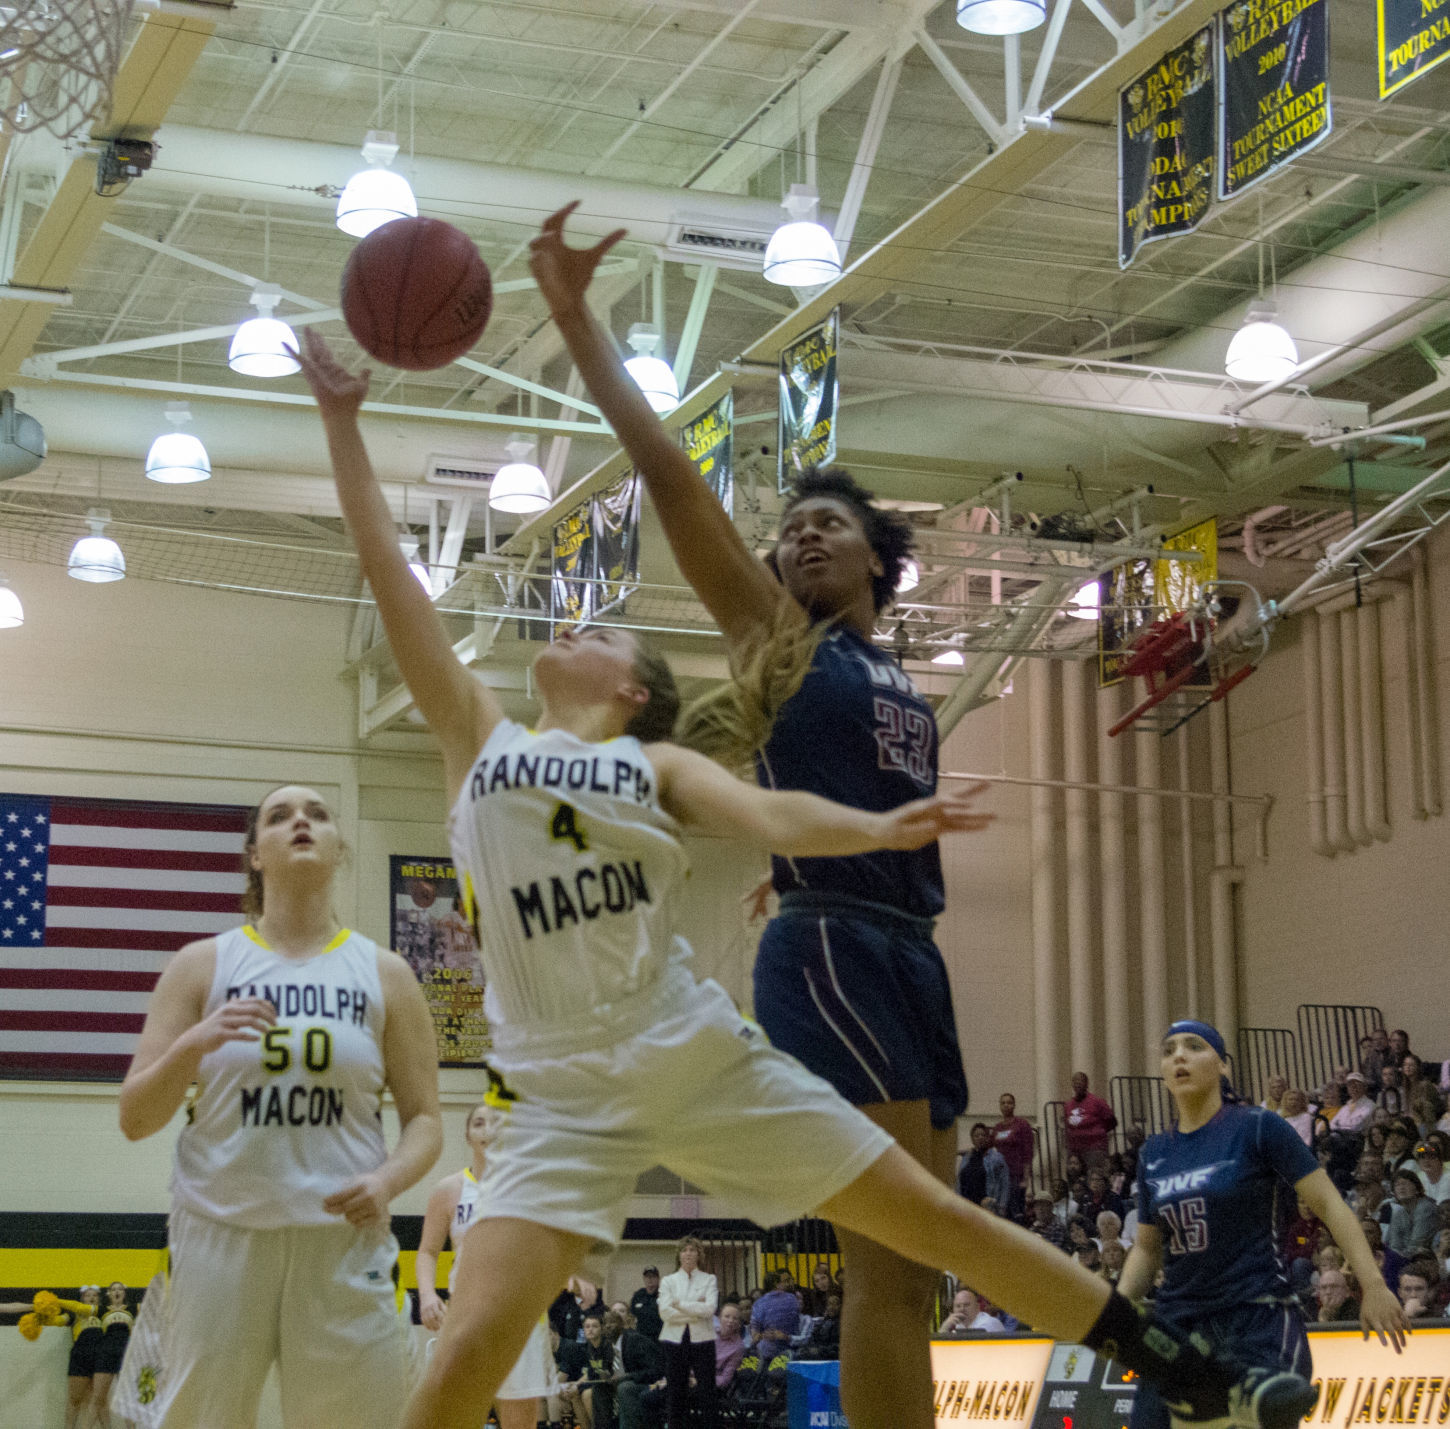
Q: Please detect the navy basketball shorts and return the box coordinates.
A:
[1130,1301,1311,1429]
[752,891,969,1130]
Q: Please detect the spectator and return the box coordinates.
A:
[1386,1170,1439,1258]
[1313,1267,1360,1323]
[1351,1171,1392,1225]
[1414,1139,1450,1205]
[630,1268,663,1341]
[1067,1217,1095,1257]
[991,1093,1036,1219]
[1385,1120,1420,1184]
[1389,1029,1412,1062]
[804,1264,835,1317]
[1280,1089,1316,1146]
[1079,1169,1127,1224]
[1028,1196,1066,1249]
[1096,1211,1126,1254]
[798,1295,841,1360]
[957,1122,1011,1214]
[1333,1072,1376,1133]
[557,1312,616,1429]
[1260,1074,1289,1114]
[1359,1035,1386,1090]
[747,1271,799,1364]
[1402,1054,1429,1104]
[1435,1228,1450,1278]
[1281,1199,1321,1294]
[1379,1066,1405,1116]
[1359,1217,1403,1294]
[713,1303,746,1389]
[1410,1083,1446,1139]
[658,1237,718,1429]
[940,1288,1003,1334]
[1064,1074,1117,1170]
[1050,1177,1076,1226]
[1397,1266,1433,1319]
[1100,1242,1127,1285]
[1074,1244,1102,1273]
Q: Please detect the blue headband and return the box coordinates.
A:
[1166,1019,1227,1060]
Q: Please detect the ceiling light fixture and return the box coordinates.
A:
[897,560,920,593]
[1067,579,1101,621]
[763,184,841,288]
[145,402,211,484]
[932,648,965,666]
[1224,304,1299,383]
[0,574,22,629]
[229,285,300,379]
[336,131,418,238]
[68,507,126,583]
[488,436,551,514]
[623,324,680,414]
[398,534,433,593]
[956,0,1047,34]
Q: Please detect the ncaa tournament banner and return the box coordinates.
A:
[1098,559,1157,687]
[551,502,594,627]
[592,471,643,613]
[1378,0,1450,97]
[682,390,735,516]
[389,856,489,1067]
[1218,0,1331,199]
[1118,25,1216,268]
[778,309,838,492]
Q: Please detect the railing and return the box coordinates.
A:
[1110,1075,1175,1146]
[1033,1100,1066,1190]
[1297,1003,1384,1094]
[1236,1027,1304,1105]
[759,1217,840,1297]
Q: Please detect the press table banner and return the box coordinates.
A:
[682,390,735,515]
[778,309,838,491]
[1118,25,1216,268]
[1219,0,1331,198]
[389,856,489,1067]
[592,470,643,612]
[1378,0,1450,96]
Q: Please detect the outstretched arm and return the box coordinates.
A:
[530,204,783,648]
[416,1177,458,1331]
[293,329,500,799]
[650,743,991,856]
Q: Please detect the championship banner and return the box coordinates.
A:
[1118,25,1216,268]
[592,471,642,613]
[1155,516,1218,617]
[1219,0,1331,199]
[389,856,489,1067]
[1378,0,1450,97]
[550,502,594,627]
[682,390,734,516]
[778,309,838,491]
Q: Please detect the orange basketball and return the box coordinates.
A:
[340,217,492,371]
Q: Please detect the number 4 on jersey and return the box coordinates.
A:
[550,802,588,852]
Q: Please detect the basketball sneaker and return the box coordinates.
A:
[1167,1365,1320,1429]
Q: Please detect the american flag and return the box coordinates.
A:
[0,794,249,1080]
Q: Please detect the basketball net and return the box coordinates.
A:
[0,0,136,139]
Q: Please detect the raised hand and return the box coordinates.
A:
[529,202,628,319]
[876,781,994,850]
[291,328,370,422]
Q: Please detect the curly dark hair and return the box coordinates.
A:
[778,467,915,613]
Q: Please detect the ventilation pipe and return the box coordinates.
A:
[1301,616,1333,856]
[1063,659,1097,1083]
[1098,680,1130,1082]
[1399,585,1429,821]
[1318,607,1355,853]
[1208,700,1240,1047]
[1029,661,1062,1108]
[1340,609,1372,848]
[1411,546,1443,817]
[1136,721,1169,1071]
[1176,724,1201,1016]
[1358,601,1392,842]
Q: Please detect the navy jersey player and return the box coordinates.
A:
[532,201,973,1429]
[1121,1021,1408,1429]
[297,324,1323,1429]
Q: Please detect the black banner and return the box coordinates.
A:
[551,503,594,627]
[1118,26,1216,268]
[778,309,838,492]
[1378,0,1450,97]
[1219,0,1330,198]
[389,856,489,1067]
[1098,560,1156,687]
[592,471,642,613]
[682,391,734,516]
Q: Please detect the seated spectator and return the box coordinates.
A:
[1313,1267,1360,1323]
[1064,1152,1088,1187]
[1066,1217,1095,1258]
[1050,1178,1076,1226]
[1359,1217,1403,1293]
[940,1288,1004,1334]
[1079,1170,1127,1225]
[1434,1228,1450,1278]
[1438,1102,1450,1137]
[1410,1083,1446,1140]
[1402,1053,1429,1104]
[1260,1074,1288,1114]
[787,1291,816,1353]
[713,1303,745,1390]
[1333,1071,1376,1134]
[1281,1088,1317,1146]
[1121,1123,1146,1185]
[1028,1196,1067,1249]
[1074,1245,1102,1273]
[747,1271,798,1363]
[1350,1172,1392,1225]
[1100,1242,1126,1285]
[803,1265,835,1317]
[1385,1119,1420,1184]
[558,1311,617,1429]
[1358,1034,1385,1089]
[1415,1137,1450,1205]
[612,1306,666,1429]
[957,1121,1011,1215]
[1386,1169,1439,1258]
[797,1295,840,1360]
[1095,1210,1124,1247]
[1282,1199,1321,1293]
[1397,1265,1434,1320]
[1379,1066,1405,1116]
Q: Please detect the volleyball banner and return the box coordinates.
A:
[1118,25,1216,267]
[550,502,595,628]
[1378,0,1450,96]
[1218,0,1331,199]
[682,390,735,516]
[388,855,489,1067]
[592,471,643,614]
[778,309,838,491]
[0,793,248,1081]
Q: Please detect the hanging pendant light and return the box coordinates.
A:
[68,507,125,583]
[145,402,211,484]
[0,573,22,628]
[336,131,418,238]
[897,559,920,593]
[763,184,842,288]
[1224,304,1299,383]
[229,285,301,379]
[489,436,551,514]
[932,648,965,666]
[623,324,680,414]
[398,534,433,592]
[956,0,1047,34]
[1067,579,1101,621]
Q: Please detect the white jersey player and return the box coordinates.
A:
[298,324,1323,1429]
[118,785,444,1429]
[416,1105,554,1429]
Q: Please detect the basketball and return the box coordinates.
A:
[340,216,492,371]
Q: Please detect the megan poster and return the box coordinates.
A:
[389,855,489,1066]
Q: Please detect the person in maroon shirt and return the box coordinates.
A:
[991,1093,1035,1220]
[1064,1072,1117,1171]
